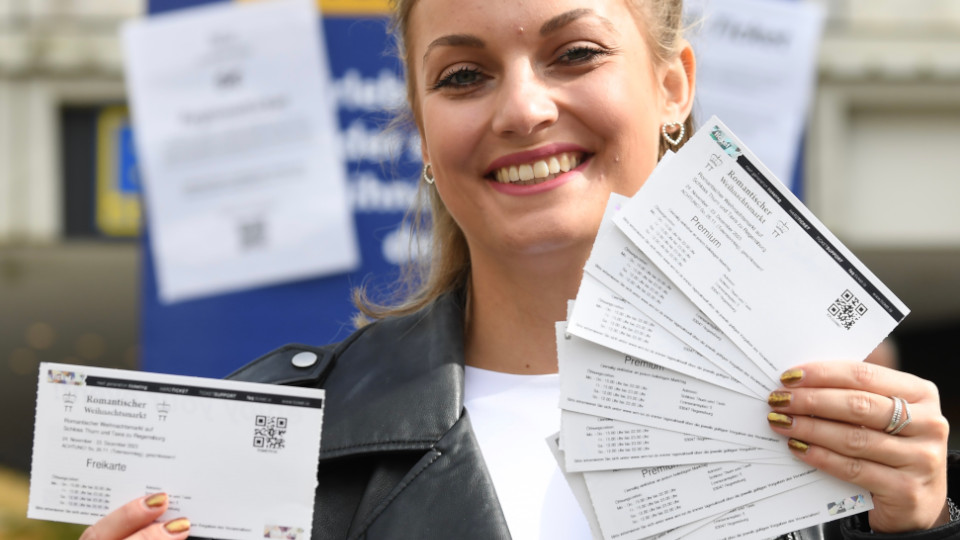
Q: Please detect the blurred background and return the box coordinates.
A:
[2,0,960,538]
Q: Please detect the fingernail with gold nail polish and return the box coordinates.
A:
[780,369,804,385]
[164,517,190,534]
[788,438,809,453]
[767,412,793,428]
[144,493,167,509]
[767,391,792,407]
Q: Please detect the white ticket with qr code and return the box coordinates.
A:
[614,116,909,381]
[28,362,324,540]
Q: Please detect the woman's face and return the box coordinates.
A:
[408,0,693,262]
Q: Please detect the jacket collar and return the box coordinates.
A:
[230,290,467,460]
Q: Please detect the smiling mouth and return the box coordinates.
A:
[490,152,587,186]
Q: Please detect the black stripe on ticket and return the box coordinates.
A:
[735,155,905,323]
[84,376,323,409]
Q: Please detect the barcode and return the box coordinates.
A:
[253,415,287,450]
[827,290,868,330]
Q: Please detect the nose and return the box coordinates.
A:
[490,62,558,137]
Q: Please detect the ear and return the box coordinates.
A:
[418,123,431,166]
[658,39,696,124]
[421,140,430,166]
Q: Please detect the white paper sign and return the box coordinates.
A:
[122,0,359,303]
[687,0,825,187]
[29,362,324,540]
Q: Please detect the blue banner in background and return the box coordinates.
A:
[143,0,420,377]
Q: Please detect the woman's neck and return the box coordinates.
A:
[464,248,587,374]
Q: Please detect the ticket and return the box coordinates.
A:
[549,434,869,540]
[28,362,324,540]
[557,324,786,452]
[613,116,909,381]
[583,460,821,539]
[547,434,604,540]
[560,411,780,472]
[678,476,872,540]
[548,432,719,540]
[582,220,776,395]
[568,274,761,398]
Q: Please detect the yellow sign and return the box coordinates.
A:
[95,106,142,237]
[238,0,391,16]
[319,0,390,16]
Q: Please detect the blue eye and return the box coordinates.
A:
[433,66,485,90]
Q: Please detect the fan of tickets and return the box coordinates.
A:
[550,117,909,540]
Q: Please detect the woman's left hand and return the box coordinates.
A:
[766,361,950,533]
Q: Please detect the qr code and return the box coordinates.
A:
[239,219,266,250]
[253,415,287,450]
[827,290,868,330]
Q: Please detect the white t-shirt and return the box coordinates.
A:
[463,366,591,539]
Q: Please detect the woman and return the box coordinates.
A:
[85,0,956,538]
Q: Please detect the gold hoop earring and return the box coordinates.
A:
[662,121,685,147]
[422,163,435,185]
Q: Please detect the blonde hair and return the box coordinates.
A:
[354,0,694,323]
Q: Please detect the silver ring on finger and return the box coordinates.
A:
[883,395,903,433]
[888,398,913,436]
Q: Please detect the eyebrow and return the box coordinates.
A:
[423,34,485,65]
[540,8,616,36]
[421,9,616,65]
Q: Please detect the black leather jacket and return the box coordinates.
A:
[228,291,960,540]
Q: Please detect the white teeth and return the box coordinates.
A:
[548,156,560,174]
[533,160,549,179]
[492,152,584,184]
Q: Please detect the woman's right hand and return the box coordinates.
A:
[80,493,190,540]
